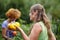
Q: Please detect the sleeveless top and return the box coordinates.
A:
[38,21,48,40]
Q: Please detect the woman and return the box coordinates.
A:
[16,4,56,40]
[2,8,21,40]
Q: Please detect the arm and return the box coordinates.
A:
[29,23,42,40]
[17,27,29,40]
[2,28,12,40]
[17,23,42,40]
[2,21,12,40]
[2,28,8,39]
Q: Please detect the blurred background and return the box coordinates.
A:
[0,0,60,40]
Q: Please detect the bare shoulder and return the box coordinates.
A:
[33,23,42,31]
[29,23,42,40]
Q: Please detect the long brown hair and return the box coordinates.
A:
[29,4,56,40]
[29,4,51,34]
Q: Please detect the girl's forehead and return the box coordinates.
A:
[30,9,34,12]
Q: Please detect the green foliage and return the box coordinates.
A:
[0,0,60,40]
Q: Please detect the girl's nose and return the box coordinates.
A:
[29,13,31,16]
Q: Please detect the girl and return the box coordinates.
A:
[16,4,56,40]
[2,8,21,40]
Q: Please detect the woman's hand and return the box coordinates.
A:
[15,26,29,40]
[15,26,21,31]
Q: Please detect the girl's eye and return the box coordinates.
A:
[30,10,34,15]
[31,11,34,15]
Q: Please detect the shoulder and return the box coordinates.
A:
[33,23,40,27]
[33,22,42,31]
[2,20,8,24]
[2,20,8,28]
[29,22,42,39]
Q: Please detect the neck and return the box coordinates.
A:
[33,20,37,23]
[33,20,42,23]
[7,19,12,23]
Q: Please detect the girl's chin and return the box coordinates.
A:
[30,19,34,21]
[30,18,32,20]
